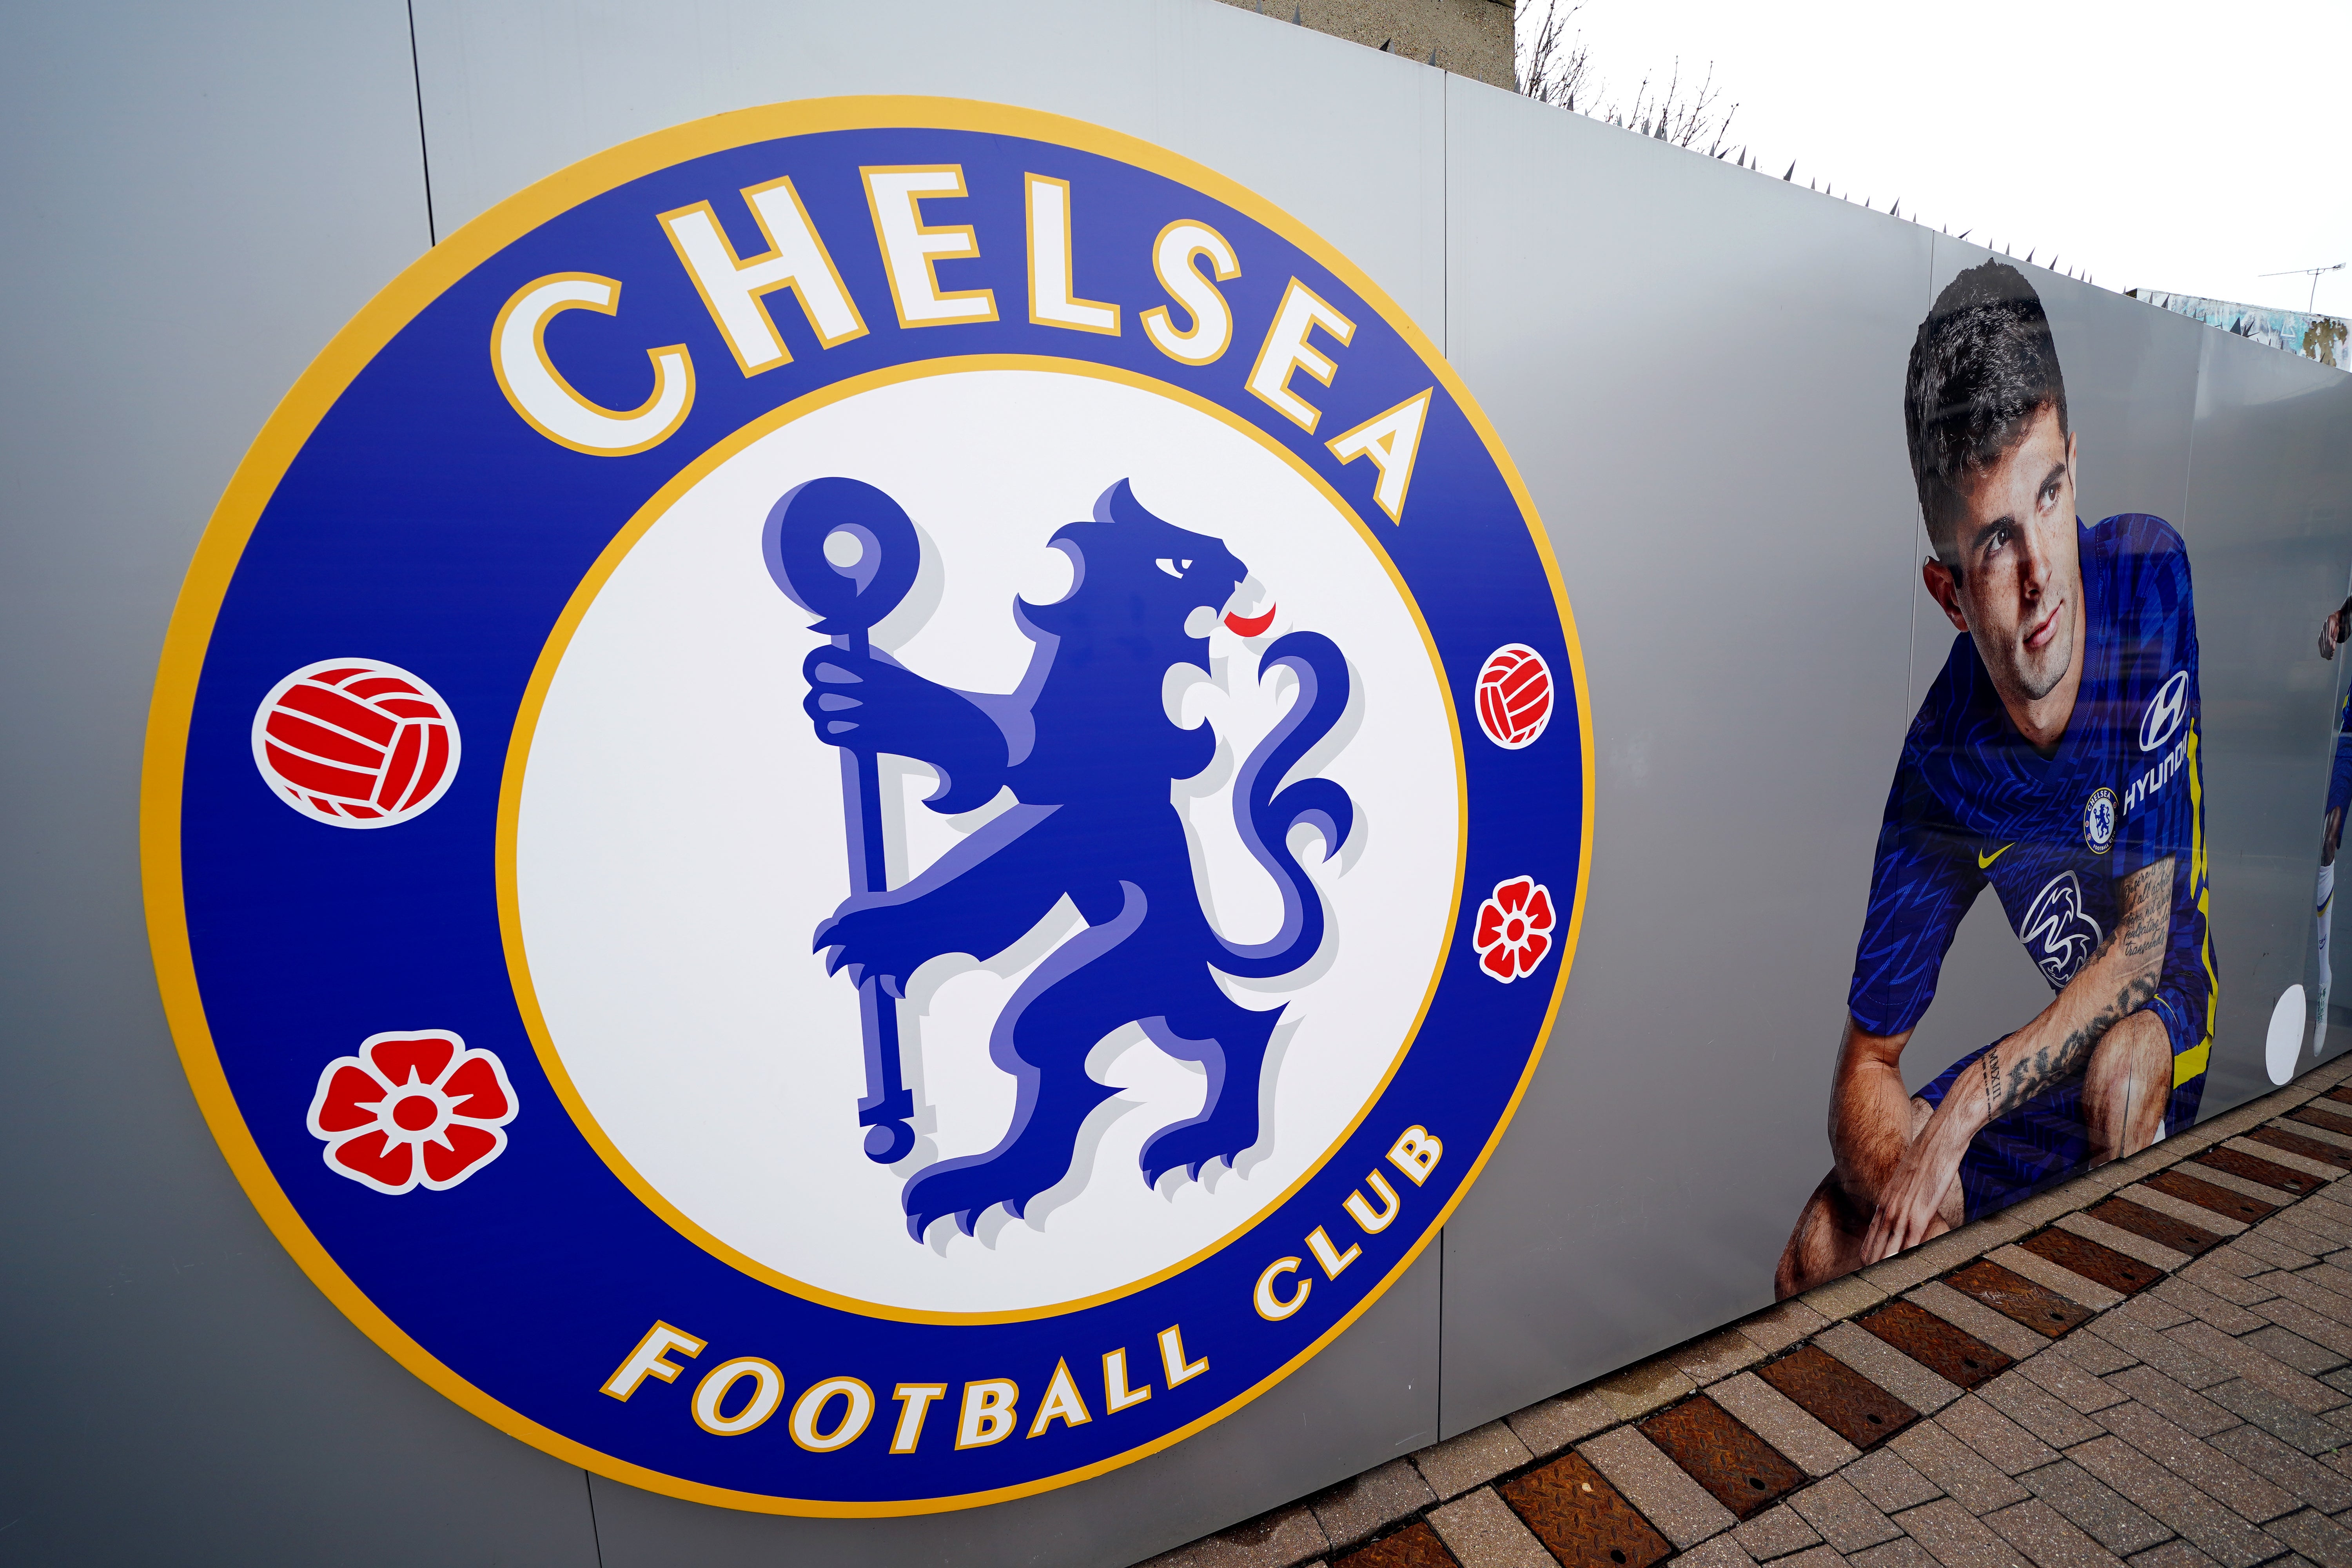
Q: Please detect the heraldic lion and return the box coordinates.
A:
[802,479,1356,1237]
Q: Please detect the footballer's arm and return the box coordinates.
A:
[1861,855,2174,1263]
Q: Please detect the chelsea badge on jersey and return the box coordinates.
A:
[142,99,1590,1514]
[2084,786,2119,853]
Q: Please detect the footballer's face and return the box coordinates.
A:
[1924,405,2080,710]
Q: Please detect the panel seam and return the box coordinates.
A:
[404,0,438,246]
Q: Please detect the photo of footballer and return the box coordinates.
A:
[1777,261,2216,1296]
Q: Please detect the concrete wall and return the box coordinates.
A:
[1210,0,1515,89]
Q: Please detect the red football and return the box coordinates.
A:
[251,659,461,826]
[1475,644,1553,750]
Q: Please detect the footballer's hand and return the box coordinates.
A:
[1861,1114,1965,1264]
[2323,613,2343,660]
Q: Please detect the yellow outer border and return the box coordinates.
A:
[499,351,1467,1325]
[138,95,1598,1517]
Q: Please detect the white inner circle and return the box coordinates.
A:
[516,368,1460,1314]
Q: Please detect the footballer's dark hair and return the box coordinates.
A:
[1904,260,2069,562]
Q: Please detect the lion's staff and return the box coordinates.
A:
[762,477,922,1164]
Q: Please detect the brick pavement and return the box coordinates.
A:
[1141,1055,2352,1568]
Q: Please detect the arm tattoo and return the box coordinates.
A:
[1987,858,2172,1117]
[1982,1042,2002,1122]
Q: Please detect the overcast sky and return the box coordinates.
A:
[1522,0,2349,316]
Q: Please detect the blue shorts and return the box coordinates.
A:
[2329,734,2352,821]
[1915,1007,2205,1223]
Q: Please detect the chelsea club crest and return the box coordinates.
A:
[143,99,1590,1514]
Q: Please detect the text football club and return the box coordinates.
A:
[144,99,1590,1513]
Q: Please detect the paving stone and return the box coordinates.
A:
[2103,1366,2241,1437]
[1314,1458,1441,1551]
[2087,1401,2297,1524]
[1983,1499,2127,1568]
[1144,1501,1332,1568]
[2009,1192,2100,1231]
[2085,1318,2231,1390]
[1785,1548,1857,1568]
[1847,1543,1939,1568]
[2243,1324,2350,1377]
[1890,1419,2032,1514]
[2211,1203,2324,1250]
[1897,1497,2034,1568]
[2174,1261,2277,1307]
[2110,1296,2197,1334]
[2260,1272,2352,1330]
[2325,1367,2352,1397]
[1865,1302,2016,1391]
[1742,1300,1836,1356]
[2019,1459,2175,1555]
[1676,1535,1765,1568]
[1508,1387,1618,1459]
[1950,1262,2100,1339]
[1807,1276,1895,1324]
[2204,1378,2352,1457]
[2168,1321,2350,1414]
[1675,1331,1771,1385]
[1582,1426,1738,1548]
[1982,1369,2107,1449]
[1997,1247,2129,1312]
[2053,1334,2141,1380]
[2230,1232,2324,1274]
[1426,1486,1555,1568]
[1496,1450,1672,1568]
[2087,1200,2225,1260]
[1714,1372,1862,1478]
[2261,1510,2352,1568]
[2265,1215,2352,1262]
[2069,1436,2284,1568]
[1596,1360,1699,1424]
[2021,1348,2135,1415]
[2224,1139,2345,1187]
[1844,1450,1946,1513]
[2122,1541,2219,1568]
[2144,1169,2281,1227]
[1737,1504,1827,1562]
[1785,1476,1906,1555]
[2025,1229,2169,1296]
[2123,1185,2249,1240]
[2149,1276,2270,1335]
[1335,1520,1456,1568]
[2197,1244,2286,1283]
[1938,1393,2062,1476]
[1642,1396,1808,1521]
[1914,1284,2058,1362]
[1760,1345,1921,1450]
[1416,1421,1539,1501]
[2208,1424,2352,1513]
[2307,1264,2352,1302]
[1822,1322,1967,1416]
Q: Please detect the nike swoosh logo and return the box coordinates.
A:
[1978,843,2014,869]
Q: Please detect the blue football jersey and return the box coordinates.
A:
[1848,515,2214,1100]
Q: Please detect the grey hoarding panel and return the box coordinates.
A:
[1894,242,2208,1097]
[1435,76,1933,1436]
[2181,328,2352,1109]
[408,0,1449,348]
[0,3,600,1564]
[587,1248,1437,1568]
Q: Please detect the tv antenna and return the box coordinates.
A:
[2260,262,2345,312]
